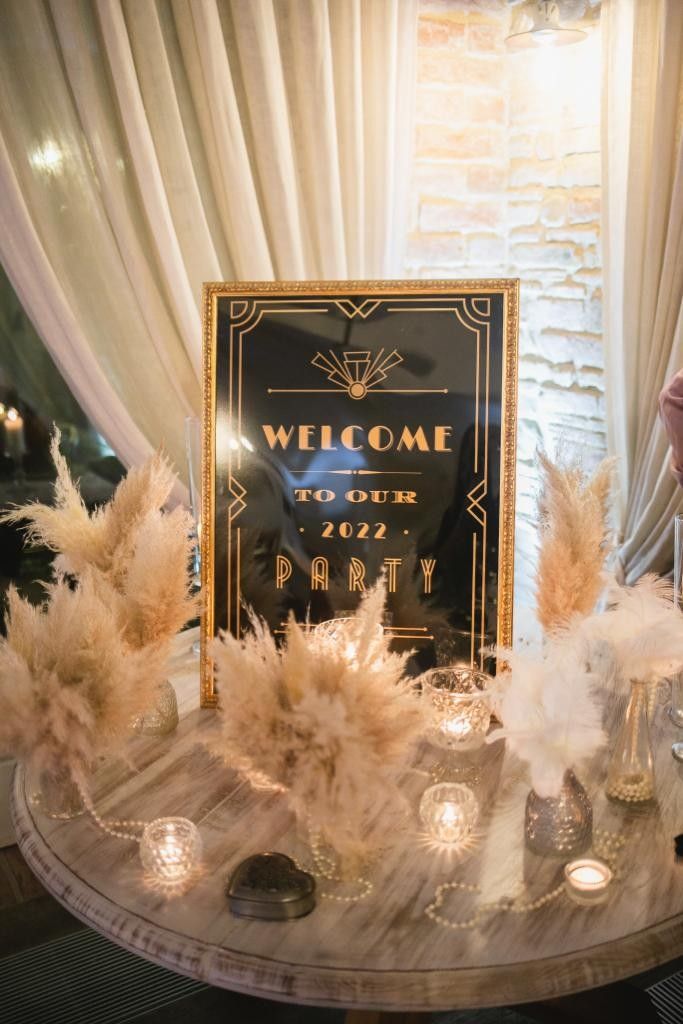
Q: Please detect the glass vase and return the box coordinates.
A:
[606,680,655,803]
[29,767,84,820]
[671,513,683,726]
[132,680,179,737]
[524,769,592,857]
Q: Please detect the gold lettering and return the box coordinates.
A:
[383,558,402,593]
[276,555,293,589]
[298,425,316,450]
[397,426,429,452]
[294,488,313,501]
[348,557,366,591]
[340,425,363,451]
[347,490,365,503]
[393,490,417,504]
[420,558,436,594]
[434,426,452,452]
[320,425,337,450]
[260,424,453,452]
[367,425,393,451]
[262,425,295,449]
[311,557,329,590]
[313,489,335,502]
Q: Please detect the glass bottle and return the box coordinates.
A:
[606,680,655,803]
[670,514,683,726]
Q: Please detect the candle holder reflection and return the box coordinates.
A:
[140,817,202,884]
[424,667,493,751]
[419,783,479,845]
[563,857,612,905]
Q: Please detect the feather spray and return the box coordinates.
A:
[579,574,683,685]
[487,638,606,798]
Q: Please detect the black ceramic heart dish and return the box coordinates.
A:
[226,852,316,920]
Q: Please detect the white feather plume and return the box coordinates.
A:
[579,574,683,685]
[487,639,606,798]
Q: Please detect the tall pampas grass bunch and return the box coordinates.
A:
[0,433,196,784]
[207,579,427,865]
[0,573,165,785]
[535,451,614,633]
[2,430,196,651]
[487,639,606,798]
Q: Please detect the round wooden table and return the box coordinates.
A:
[11,629,683,1017]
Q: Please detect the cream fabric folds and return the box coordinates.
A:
[601,0,683,581]
[0,0,417,475]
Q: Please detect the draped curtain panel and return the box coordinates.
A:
[0,0,417,479]
[601,0,683,581]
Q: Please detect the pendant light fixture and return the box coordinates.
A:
[506,1,587,50]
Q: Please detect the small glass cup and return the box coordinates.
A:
[419,782,479,844]
[140,818,202,883]
[424,667,493,751]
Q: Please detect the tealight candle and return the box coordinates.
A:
[424,667,493,751]
[419,783,479,845]
[140,817,202,883]
[564,857,612,905]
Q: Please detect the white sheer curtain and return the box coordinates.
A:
[601,0,683,581]
[0,0,417,477]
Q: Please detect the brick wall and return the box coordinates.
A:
[406,0,605,609]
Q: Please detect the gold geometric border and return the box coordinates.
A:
[201,279,519,708]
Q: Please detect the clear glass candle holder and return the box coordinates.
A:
[424,667,493,750]
[419,782,479,844]
[564,857,612,905]
[140,818,202,883]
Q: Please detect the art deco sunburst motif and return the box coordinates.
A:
[311,348,403,400]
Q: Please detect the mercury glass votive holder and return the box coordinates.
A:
[419,782,479,844]
[424,667,493,751]
[140,818,202,883]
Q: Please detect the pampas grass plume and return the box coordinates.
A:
[208,579,427,864]
[535,451,614,633]
[0,575,165,782]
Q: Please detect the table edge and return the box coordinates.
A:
[11,766,683,1012]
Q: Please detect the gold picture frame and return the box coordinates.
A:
[201,280,519,708]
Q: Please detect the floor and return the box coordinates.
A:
[0,845,677,1024]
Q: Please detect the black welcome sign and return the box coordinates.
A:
[201,281,519,707]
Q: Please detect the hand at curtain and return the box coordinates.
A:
[660,370,683,488]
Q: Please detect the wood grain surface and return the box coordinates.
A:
[11,628,683,1012]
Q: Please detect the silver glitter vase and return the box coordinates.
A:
[524,769,592,857]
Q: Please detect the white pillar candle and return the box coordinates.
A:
[4,408,25,464]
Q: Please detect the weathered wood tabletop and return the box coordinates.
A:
[11,628,683,1015]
